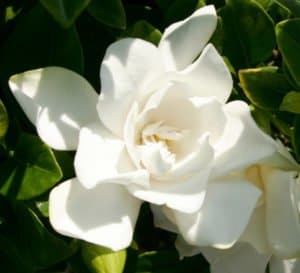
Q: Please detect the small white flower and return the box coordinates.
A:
[8,5,276,250]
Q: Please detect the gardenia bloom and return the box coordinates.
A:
[161,142,300,273]
[8,5,276,251]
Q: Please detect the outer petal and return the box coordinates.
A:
[175,236,202,258]
[49,178,142,251]
[159,5,217,70]
[269,257,300,273]
[9,67,98,150]
[74,122,149,189]
[173,180,261,247]
[239,206,271,254]
[179,44,233,104]
[264,169,300,258]
[212,101,277,178]
[201,243,270,273]
[150,205,178,233]
[262,140,300,171]
[98,38,165,137]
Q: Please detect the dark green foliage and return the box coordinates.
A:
[1,0,300,273]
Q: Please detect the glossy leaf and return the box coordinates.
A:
[0,99,8,138]
[40,0,90,28]
[292,115,300,160]
[251,106,272,134]
[0,133,62,200]
[239,66,292,110]
[276,0,300,17]
[164,0,205,25]
[121,20,162,45]
[0,198,74,271]
[280,91,300,113]
[276,19,300,87]
[0,4,83,82]
[220,0,276,68]
[136,249,209,273]
[87,0,126,29]
[82,243,126,273]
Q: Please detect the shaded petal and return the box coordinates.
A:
[136,82,225,158]
[179,44,232,103]
[49,178,141,251]
[74,122,149,189]
[239,206,271,254]
[9,67,98,150]
[269,257,300,273]
[262,140,300,171]
[173,180,261,247]
[98,38,165,137]
[159,5,217,70]
[150,205,178,233]
[175,236,202,258]
[212,101,276,178]
[201,243,270,273]
[127,134,214,213]
[264,169,300,258]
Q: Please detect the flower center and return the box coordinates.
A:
[142,121,184,144]
[139,121,186,176]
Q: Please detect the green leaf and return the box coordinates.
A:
[53,150,75,180]
[36,200,49,217]
[136,249,209,273]
[292,115,300,159]
[239,66,292,110]
[40,0,90,28]
[280,91,300,113]
[163,0,204,25]
[275,0,300,17]
[121,20,162,45]
[87,0,126,29]
[251,106,272,134]
[82,243,126,273]
[276,19,300,87]
[0,133,62,200]
[220,0,276,68]
[0,99,8,138]
[0,4,83,82]
[0,198,75,271]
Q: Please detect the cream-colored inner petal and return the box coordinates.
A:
[245,165,265,207]
[139,121,187,176]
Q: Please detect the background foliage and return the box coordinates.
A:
[1,0,300,272]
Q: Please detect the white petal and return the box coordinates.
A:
[127,135,213,213]
[98,38,165,137]
[137,82,225,158]
[74,122,149,189]
[49,178,141,251]
[269,257,300,273]
[150,205,178,233]
[173,180,261,247]
[175,236,202,258]
[264,169,300,258]
[212,101,277,178]
[239,206,271,254]
[129,171,209,213]
[179,44,233,103]
[262,140,300,171]
[159,5,217,70]
[9,67,98,150]
[201,243,270,273]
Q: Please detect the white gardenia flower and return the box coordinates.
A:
[8,5,276,251]
[167,142,300,273]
